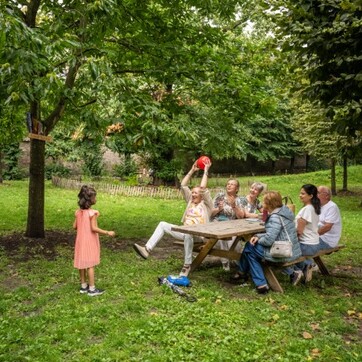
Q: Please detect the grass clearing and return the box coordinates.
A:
[0,165,361,361]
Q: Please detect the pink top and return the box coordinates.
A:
[73,209,101,269]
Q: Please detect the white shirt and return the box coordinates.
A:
[319,200,342,247]
[296,204,319,245]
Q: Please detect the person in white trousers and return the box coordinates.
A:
[133,159,213,277]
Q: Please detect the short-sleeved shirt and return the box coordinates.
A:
[212,192,243,221]
[296,204,319,245]
[319,200,342,247]
[239,196,262,214]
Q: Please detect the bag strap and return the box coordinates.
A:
[279,216,292,243]
[283,196,294,205]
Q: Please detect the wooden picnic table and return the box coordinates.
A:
[171,218,265,273]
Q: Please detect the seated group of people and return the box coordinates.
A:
[133,160,342,294]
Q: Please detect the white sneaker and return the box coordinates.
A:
[222,261,230,272]
[179,265,191,277]
[133,243,149,259]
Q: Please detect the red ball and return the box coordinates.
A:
[196,156,210,170]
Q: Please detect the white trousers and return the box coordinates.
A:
[216,237,242,264]
[145,221,196,265]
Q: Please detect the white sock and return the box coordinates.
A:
[81,283,88,289]
[89,285,95,291]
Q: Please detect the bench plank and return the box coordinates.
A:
[262,245,345,293]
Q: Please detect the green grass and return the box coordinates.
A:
[0,165,361,361]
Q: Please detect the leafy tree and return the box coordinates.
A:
[268,0,362,154]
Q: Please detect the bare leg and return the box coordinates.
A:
[88,267,95,287]
[79,269,86,284]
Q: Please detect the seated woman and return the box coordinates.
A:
[133,159,213,277]
[237,191,302,294]
[211,179,245,270]
[240,182,264,218]
[283,184,321,285]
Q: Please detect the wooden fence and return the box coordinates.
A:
[52,176,227,199]
[52,177,263,199]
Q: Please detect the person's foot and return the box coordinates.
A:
[290,270,303,286]
[303,265,313,283]
[79,284,89,294]
[256,285,269,294]
[222,261,230,271]
[88,288,105,297]
[230,272,248,285]
[133,243,149,259]
[179,264,191,277]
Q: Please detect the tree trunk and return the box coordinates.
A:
[342,156,348,191]
[305,154,310,172]
[25,139,45,238]
[0,151,3,183]
[330,159,337,196]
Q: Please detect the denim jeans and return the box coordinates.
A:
[284,243,320,275]
[238,242,267,287]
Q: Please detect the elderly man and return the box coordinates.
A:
[317,185,342,248]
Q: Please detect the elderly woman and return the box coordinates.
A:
[133,159,213,277]
[237,191,302,294]
[211,179,245,270]
[240,182,264,218]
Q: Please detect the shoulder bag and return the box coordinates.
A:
[270,216,293,258]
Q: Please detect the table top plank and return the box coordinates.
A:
[171,219,265,239]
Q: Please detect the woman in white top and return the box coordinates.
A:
[284,184,321,285]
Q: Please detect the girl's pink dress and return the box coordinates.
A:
[74,209,101,269]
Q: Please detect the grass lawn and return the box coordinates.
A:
[0,166,361,361]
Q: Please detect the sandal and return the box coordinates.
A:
[179,264,191,277]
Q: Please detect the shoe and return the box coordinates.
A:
[133,243,149,259]
[303,265,313,283]
[290,270,303,286]
[222,261,230,271]
[311,264,319,272]
[179,264,191,277]
[256,285,269,295]
[79,284,89,294]
[88,288,105,297]
[230,272,248,285]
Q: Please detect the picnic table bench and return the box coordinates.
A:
[262,245,345,293]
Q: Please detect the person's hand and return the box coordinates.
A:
[218,200,224,212]
[191,161,199,173]
[107,231,116,237]
[249,236,258,245]
[203,158,212,172]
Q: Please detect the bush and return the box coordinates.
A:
[45,163,71,180]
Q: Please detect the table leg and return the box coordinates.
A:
[190,238,218,272]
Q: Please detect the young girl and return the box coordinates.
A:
[73,185,115,296]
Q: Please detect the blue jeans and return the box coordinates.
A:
[284,243,320,276]
[238,242,267,287]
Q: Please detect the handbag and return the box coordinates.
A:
[283,196,295,214]
[270,216,293,258]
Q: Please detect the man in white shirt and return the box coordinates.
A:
[317,186,342,248]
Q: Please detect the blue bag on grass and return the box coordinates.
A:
[167,275,191,287]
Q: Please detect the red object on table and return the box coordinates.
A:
[196,156,210,170]
[262,209,268,222]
